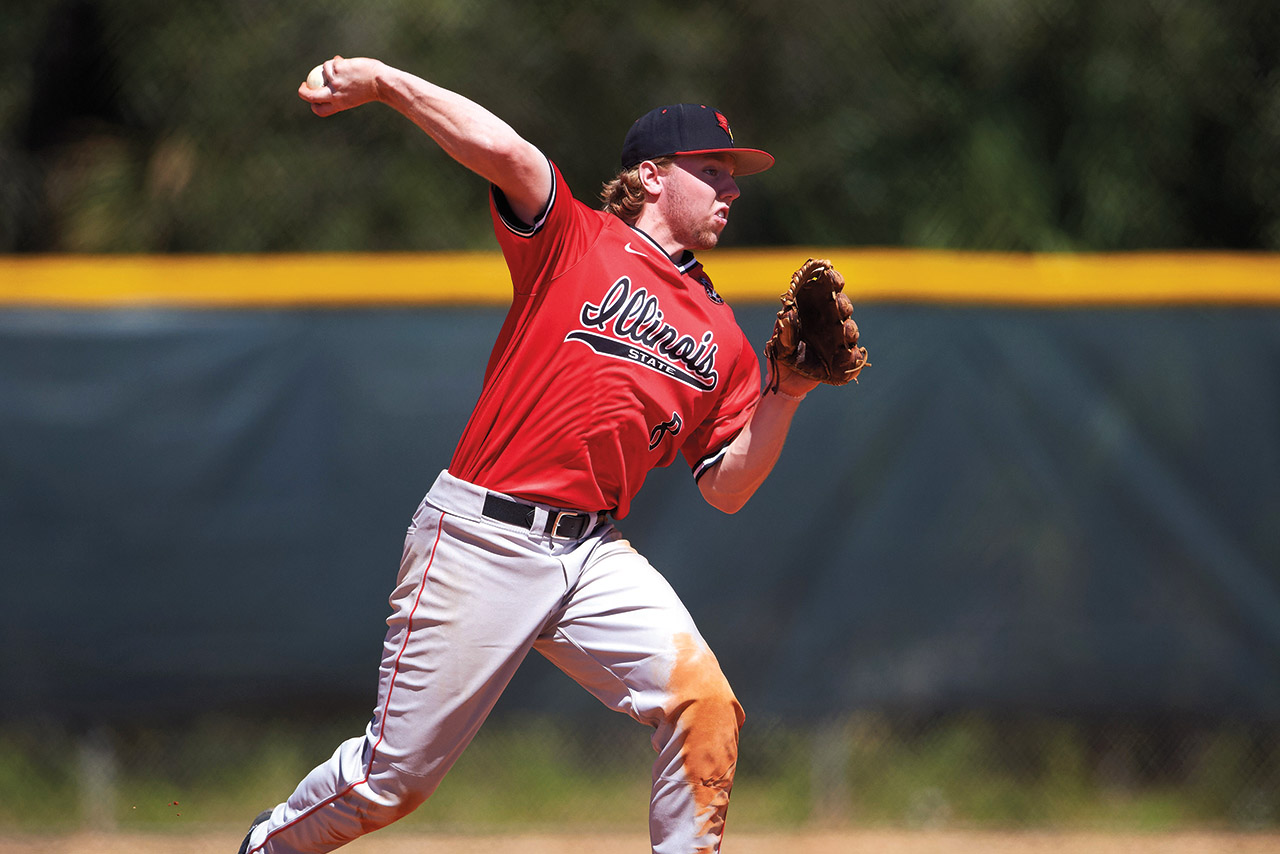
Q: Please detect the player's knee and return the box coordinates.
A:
[358,771,434,826]
[667,672,745,782]
[683,684,745,759]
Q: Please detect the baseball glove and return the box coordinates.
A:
[764,258,868,389]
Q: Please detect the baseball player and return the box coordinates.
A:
[239,55,863,854]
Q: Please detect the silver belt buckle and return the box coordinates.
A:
[550,510,585,539]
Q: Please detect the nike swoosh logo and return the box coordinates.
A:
[624,242,648,257]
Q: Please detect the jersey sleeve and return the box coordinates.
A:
[490,159,604,296]
[684,325,762,481]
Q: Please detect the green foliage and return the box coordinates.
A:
[1,0,1277,252]
[0,727,79,828]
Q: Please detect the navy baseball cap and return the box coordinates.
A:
[621,104,775,176]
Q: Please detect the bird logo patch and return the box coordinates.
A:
[714,111,733,142]
[696,273,724,305]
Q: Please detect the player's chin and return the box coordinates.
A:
[697,223,726,250]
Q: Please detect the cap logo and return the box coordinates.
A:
[714,111,733,142]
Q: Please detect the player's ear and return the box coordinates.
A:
[636,160,666,198]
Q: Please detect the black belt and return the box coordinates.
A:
[482,493,594,540]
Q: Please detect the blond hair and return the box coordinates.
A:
[599,156,675,223]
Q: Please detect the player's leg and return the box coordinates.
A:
[534,529,744,854]
[243,474,580,854]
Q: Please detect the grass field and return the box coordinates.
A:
[4,830,1280,854]
[4,713,1276,853]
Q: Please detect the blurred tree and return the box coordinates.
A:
[10,1,136,251]
[0,0,1275,252]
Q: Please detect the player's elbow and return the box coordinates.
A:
[713,493,751,515]
[698,479,752,514]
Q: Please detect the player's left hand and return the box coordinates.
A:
[767,361,821,400]
[763,258,868,390]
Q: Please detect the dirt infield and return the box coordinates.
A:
[3,830,1280,854]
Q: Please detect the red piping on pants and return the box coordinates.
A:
[252,511,446,853]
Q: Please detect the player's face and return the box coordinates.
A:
[661,155,740,251]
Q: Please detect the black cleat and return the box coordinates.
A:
[237,809,273,854]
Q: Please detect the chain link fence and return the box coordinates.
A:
[2,0,1279,840]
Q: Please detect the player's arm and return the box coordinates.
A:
[298,56,551,224]
[697,365,820,514]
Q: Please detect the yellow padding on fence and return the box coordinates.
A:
[0,250,1276,307]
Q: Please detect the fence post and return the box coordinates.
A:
[809,716,852,825]
[77,726,118,832]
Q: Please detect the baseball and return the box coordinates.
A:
[306,64,325,89]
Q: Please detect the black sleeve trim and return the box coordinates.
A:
[492,157,556,238]
[692,444,731,483]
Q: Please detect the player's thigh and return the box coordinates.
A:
[534,533,729,725]
[370,507,570,771]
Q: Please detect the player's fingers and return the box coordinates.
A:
[298,56,344,101]
[298,88,335,117]
[325,56,344,85]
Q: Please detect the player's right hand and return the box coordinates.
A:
[298,56,383,117]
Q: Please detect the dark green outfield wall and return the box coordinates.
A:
[2,304,1278,725]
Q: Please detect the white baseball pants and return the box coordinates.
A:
[244,470,743,854]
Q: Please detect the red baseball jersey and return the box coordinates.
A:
[448,161,762,518]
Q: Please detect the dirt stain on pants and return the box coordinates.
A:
[663,632,746,852]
